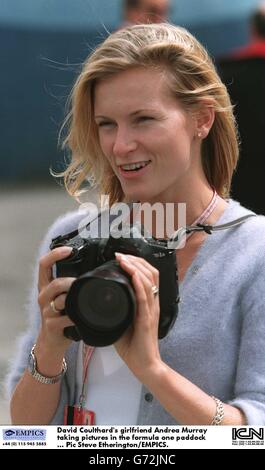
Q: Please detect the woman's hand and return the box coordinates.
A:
[114,252,163,380]
[37,246,76,354]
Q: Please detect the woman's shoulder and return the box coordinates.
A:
[38,207,95,257]
[221,199,265,270]
[223,199,265,234]
[47,208,88,239]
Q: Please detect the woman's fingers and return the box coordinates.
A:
[116,253,159,281]
[113,254,162,375]
[38,277,76,313]
[38,246,73,292]
[115,253,159,294]
[115,253,159,306]
[49,293,67,313]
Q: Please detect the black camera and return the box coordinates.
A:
[50,213,179,347]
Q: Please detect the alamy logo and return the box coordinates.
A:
[232,427,264,446]
[3,428,46,441]
[77,196,187,249]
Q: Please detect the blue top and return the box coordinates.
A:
[5,199,265,424]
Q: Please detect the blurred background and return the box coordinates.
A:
[0,0,260,184]
[0,0,262,423]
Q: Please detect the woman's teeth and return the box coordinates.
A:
[121,161,151,171]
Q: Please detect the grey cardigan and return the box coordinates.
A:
[5,199,265,424]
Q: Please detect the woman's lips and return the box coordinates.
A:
[118,161,151,179]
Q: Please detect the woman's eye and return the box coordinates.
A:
[137,116,153,122]
[97,121,113,127]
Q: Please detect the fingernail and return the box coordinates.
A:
[61,246,73,253]
[115,252,127,261]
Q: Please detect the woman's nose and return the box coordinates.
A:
[112,128,138,157]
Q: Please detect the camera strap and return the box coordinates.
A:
[187,214,256,234]
[169,214,256,247]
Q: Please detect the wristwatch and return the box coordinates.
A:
[28,344,67,384]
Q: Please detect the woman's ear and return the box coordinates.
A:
[194,102,215,139]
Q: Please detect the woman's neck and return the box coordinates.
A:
[135,184,228,239]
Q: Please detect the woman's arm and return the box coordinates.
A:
[10,247,75,425]
[10,341,65,425]
[137,360,246,425]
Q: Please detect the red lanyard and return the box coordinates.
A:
[63,343,95,425]
[78,343,95,409]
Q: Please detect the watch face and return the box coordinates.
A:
[28,351,35,374]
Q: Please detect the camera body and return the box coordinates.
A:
[50,217,179,347]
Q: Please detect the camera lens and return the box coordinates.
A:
[77,278,129,330]
[64,260,137,346]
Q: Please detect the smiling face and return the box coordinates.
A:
[94,66,201,203]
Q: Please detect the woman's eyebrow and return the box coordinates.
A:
[95,108,157,119]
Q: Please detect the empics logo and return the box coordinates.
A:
[4,430,15,437]
[3,428,46,441]
[232,427,264,446]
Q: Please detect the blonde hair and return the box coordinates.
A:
[58,23,239,205]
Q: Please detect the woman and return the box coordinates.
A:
[6,23,265,425]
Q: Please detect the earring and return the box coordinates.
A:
[198,132,202,138]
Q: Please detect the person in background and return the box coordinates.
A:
[6,23,265,426]
[218,2,265,215]
[227,2,265,60]
[121,0,169,28]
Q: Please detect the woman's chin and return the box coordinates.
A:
[123,190,156,203]
[120,182,155,202]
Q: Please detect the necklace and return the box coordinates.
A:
[186,190,220,240]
